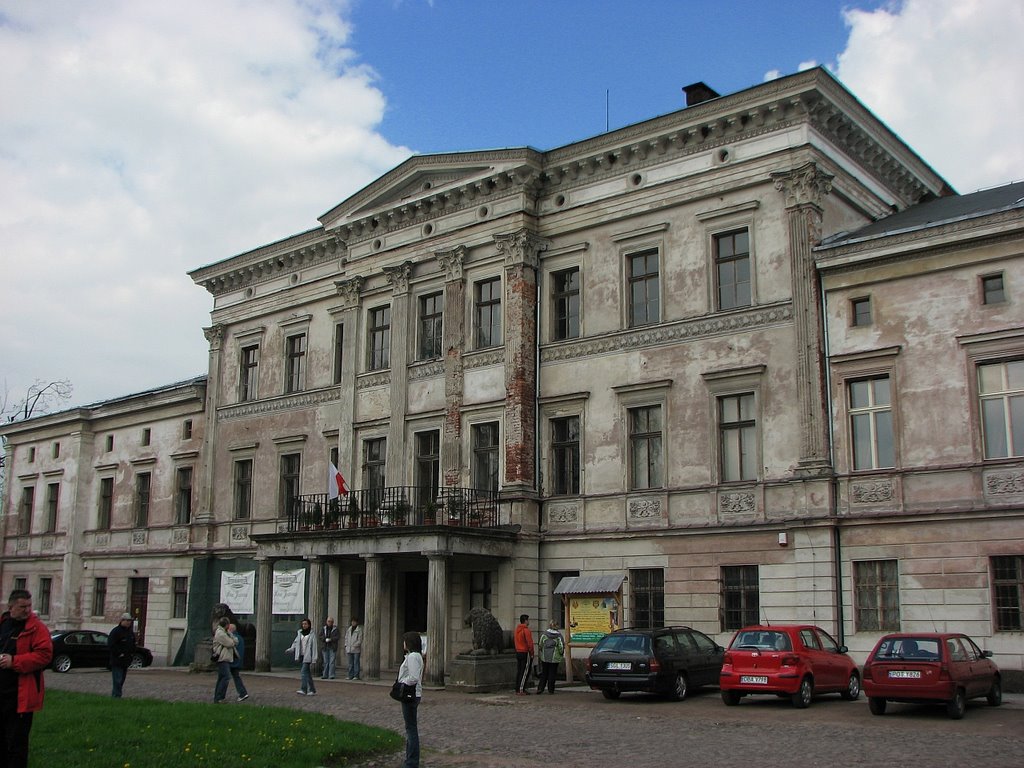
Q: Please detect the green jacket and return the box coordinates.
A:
[539,629,564,663]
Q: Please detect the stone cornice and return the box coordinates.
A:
[217,387,340,422]
[193,233,343,297]
[542,303,793,363]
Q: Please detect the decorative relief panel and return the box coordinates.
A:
[464,349,504,369]
[851,480,895,504]
[356,371,391,391]
[547,502,580,526]
[231,525,251,543]
[95,533,110,547]
[132,530,147,546]
[985,470,1024,496]
[719,492,756,515]
[16,538,28,552]
[628,497,662,521]
[219,388,340,421]
[172,528,190,544]
[41,537,54,550]
[409,361,445,381]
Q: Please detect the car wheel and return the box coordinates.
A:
[53,654,72,673]
[946,688,966,720]
[601,689,621,700]
[791,676,813,708]
[868,697,887,716]
[670,672,689,702]
[129,652,147,669]
[840,671,861,701]
[986,678,1002,707]
[721,690,741,706]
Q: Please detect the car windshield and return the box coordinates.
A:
[594,634,650,654]
[874,637,941,660]
[732,630,791,651]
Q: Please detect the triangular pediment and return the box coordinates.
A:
[318,149,540,230]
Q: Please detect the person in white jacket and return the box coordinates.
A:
[397,631,424,768]
[344,617,363,680]
[286,618,319,695]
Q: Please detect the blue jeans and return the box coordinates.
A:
[321,647,336,679]
[300,661,316,693]
[214,661,232,702]
[347,652,361,679]
[401,697,420,768]
[230,666,248,697]
[111,664,128,698]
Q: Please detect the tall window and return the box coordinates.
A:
[418,292,444,360]
[134,473,151,528]
[173,576,189,619]
[629,405,662,489]
[142,428,151,446]
[979,360,1023,458]
[550,416,580,495]
[630,568,664,629]
[628,250,659,327]
[362,438,386,511]
[182,419,193,439]
[474,278,502,349]
[98,477,113,530]
[854,559,900,631]
[851,297,872,327]
[234,459,253,520]
[414,431,440,509]
[981,273,1005,305]
[849,376,895,469]
[472,422,500,493]
[279,454,301,518]
[552,268,580,340]
[469,571,492,610]
[38,577,52,615]
[721,565,760,631]
[18,487,34,535]
[720,393,756,481]
[332,323,345,384]
[715,229,751,310]
[285,333,307,393]
[368,306,391,371]
[992,555,1023,631]
[92,577,107,617]
[45,483,59,533]
[175,467,193,525]
[240,345,259,401]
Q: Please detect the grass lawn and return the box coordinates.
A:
[32,690,403,767]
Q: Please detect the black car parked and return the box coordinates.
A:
[585,626,725,700]
[50,629,153,673]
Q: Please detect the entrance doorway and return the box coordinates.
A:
[129,577,149,646]
[403,571,427,635]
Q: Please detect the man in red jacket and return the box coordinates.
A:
[0,589,53,768]
[513,614,534,695]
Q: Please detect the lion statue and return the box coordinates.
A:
[464,607,504,655]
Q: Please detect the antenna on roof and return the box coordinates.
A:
[605,89,609,133]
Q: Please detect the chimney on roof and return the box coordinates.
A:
[683,82,720,107]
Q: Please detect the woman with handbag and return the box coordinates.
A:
[211,617,237,703]
[396,631,423,768]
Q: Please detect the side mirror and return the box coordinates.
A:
[982,649,994,658]
[838,645,849,653]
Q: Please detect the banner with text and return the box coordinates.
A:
[273,568,307,615]
[219,570,256,614]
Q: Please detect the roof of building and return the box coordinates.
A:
[553,575,625,595]
[820,180,1024,248]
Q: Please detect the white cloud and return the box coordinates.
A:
[0,0,410,408]
[836,0,1024,192]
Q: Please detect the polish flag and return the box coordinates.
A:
[328,462,348,499]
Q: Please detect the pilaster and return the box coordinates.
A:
[383,262,413,483]
[437,247,466,487]
[362,554,384,679]
[196,324,224,524]
[255,557,273,671]
[334,277,363,481]
[424,551,451,685]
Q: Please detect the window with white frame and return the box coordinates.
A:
[851,296,872,327]
[239,344,259,401]
[854,559,900,631]
[474,278,502,349]
[629,405,663,489]
[471,422,500,492]
[719,393,757,482]
[362,437,386,511]
[285,333,307,393]
[414,430,440,510]
[418,292,444,360]
[849,376,895,470]
[978,360,1023,458]
[714,229,751,310]
[627,249,659,327]
[550,416,580,495]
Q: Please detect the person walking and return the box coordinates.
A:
[537,620,564,694]
[0,589,52,768]
[397,631,424,768]
[513,614,534,695]
[344,617,363,680]
[286,618,318,695]
[320,617,339,680]
[228,623,249,701]
[211,617,237,704]
[107,612,136,698]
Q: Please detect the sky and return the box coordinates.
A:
[1,0,1022,412]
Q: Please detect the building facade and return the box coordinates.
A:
[3,68,1021,679]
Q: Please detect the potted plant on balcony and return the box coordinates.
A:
[394,500,412,526]
[346,496,360,528]
[422,500,439,526]
[326,499,341,529]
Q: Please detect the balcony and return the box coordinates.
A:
[287,486,500,533]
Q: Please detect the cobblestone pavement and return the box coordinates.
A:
[46,667,1023,768]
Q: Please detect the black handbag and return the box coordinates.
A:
[389,680,416,702]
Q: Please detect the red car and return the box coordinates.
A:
[719,625,860,708]
[862,633,1002,719]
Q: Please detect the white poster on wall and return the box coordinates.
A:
[273,568,306,615]
[219,571,256,614]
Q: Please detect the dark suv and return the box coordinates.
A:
[585,626,725,701]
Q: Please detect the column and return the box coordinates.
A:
[333,277,363,483]
[771,162,834,476]
[494,230,546,493]
[383,262,413,481]
[196,324,224,523]
[255,558,273,671]
[425,551,451,686]
[362,555,384,680]
[437,247,466,487]
[307,557,326,675]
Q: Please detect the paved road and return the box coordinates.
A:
[46,667,1023,768]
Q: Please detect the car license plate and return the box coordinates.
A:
[888,670,921,679]
[607,662,632,671]
[740,675,768,685]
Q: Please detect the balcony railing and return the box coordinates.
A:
[287,486,499,533]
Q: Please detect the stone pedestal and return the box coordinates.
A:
[194,638,216,671]
[445,653,521,693]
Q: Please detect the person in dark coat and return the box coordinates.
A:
[107,612,136,698]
